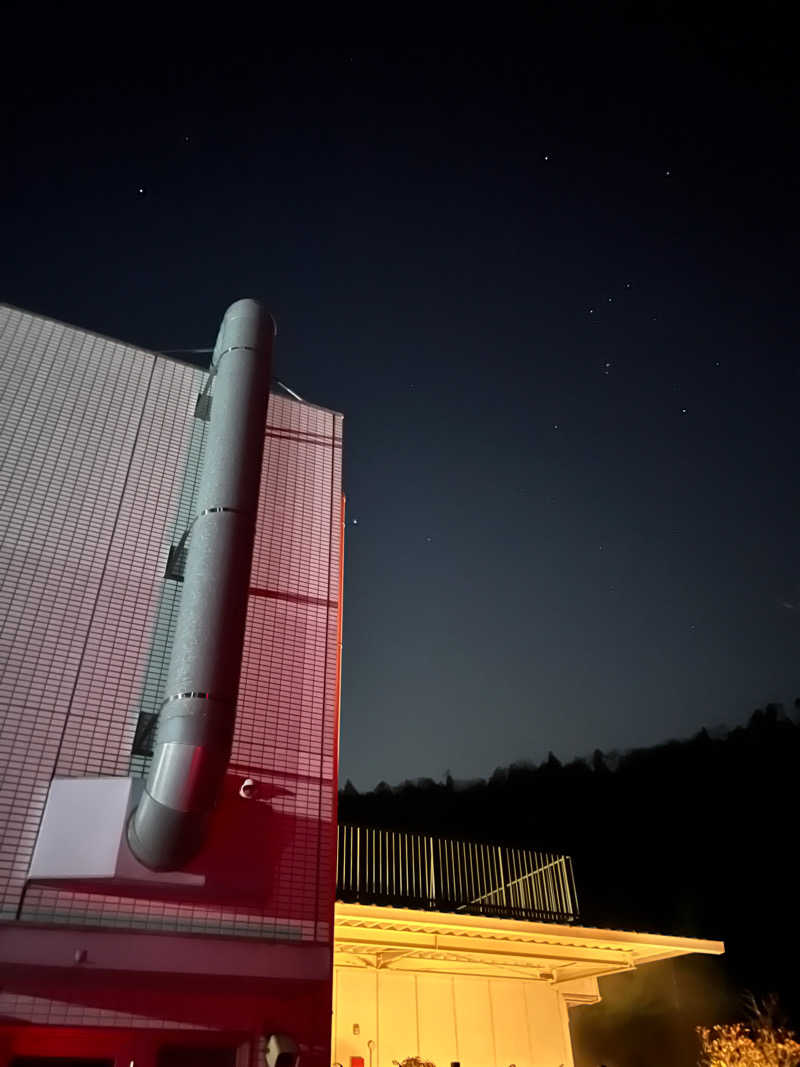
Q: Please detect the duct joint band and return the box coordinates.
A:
[197,506,245,518]
[212,343,258,370]
[169,508,247,568]
[160,690,219,707]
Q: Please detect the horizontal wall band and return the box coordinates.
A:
[249,586,338,610]
[265,428,342,449]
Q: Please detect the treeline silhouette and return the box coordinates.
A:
[338,700,800,1025]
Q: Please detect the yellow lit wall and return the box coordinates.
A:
[332,967,575,1067]
[332,903,723,1067]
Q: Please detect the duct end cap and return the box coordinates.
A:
[223,299,277,337]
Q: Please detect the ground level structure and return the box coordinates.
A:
[0,901,724,1067]
[332,903,724,1067]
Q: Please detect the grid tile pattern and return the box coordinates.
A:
[0,306,168,919]
[0,305,342,1028]
[53,356,205,781]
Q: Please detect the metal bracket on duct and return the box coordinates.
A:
[127,298,275,871]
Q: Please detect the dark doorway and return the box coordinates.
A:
[12,1059,114,1067]
[157,1047,238,1067]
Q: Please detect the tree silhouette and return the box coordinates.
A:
[339,701,800,1032]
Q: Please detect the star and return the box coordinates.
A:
[625,282,631,288]
[665,169,671,177]
[544,154,550,161]
[588,308,595,314]
[137,186,145,196]
[352,518,358,525]
[681,408,687,415]
[608,297,613,303]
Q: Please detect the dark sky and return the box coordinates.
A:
[4,13,800,789]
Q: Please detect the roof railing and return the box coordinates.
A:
[336,824,579,924]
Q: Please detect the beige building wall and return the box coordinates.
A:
[333,966,577,1067]
[332,903,724,1067]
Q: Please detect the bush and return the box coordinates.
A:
[698,1022,800,1065]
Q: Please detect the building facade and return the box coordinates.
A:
[0,303,344,1067]
[0,303,722,1067]
[332,903,724,1067]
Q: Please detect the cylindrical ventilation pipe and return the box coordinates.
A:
[128,298,275,870]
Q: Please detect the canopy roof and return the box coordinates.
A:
[334,902,724,988]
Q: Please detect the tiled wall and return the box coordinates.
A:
[0,305,342,1026]
[0,306,169,921]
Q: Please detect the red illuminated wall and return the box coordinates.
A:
[0,305,343,1051]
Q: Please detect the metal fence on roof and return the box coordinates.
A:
[336,824,579,923]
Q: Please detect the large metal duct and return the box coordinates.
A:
[128,299,274,870]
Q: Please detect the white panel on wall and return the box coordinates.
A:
[377,971,418,1067]
[490,980,533,1067]
[333,966,574,1067]
[523,982,571,1067]
[335,968,378,1067]
[417,974,457,1067]
[452,977,495,1067]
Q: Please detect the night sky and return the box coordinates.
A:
[4,14,799,789]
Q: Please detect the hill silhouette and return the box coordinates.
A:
[338,699,800,1033]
